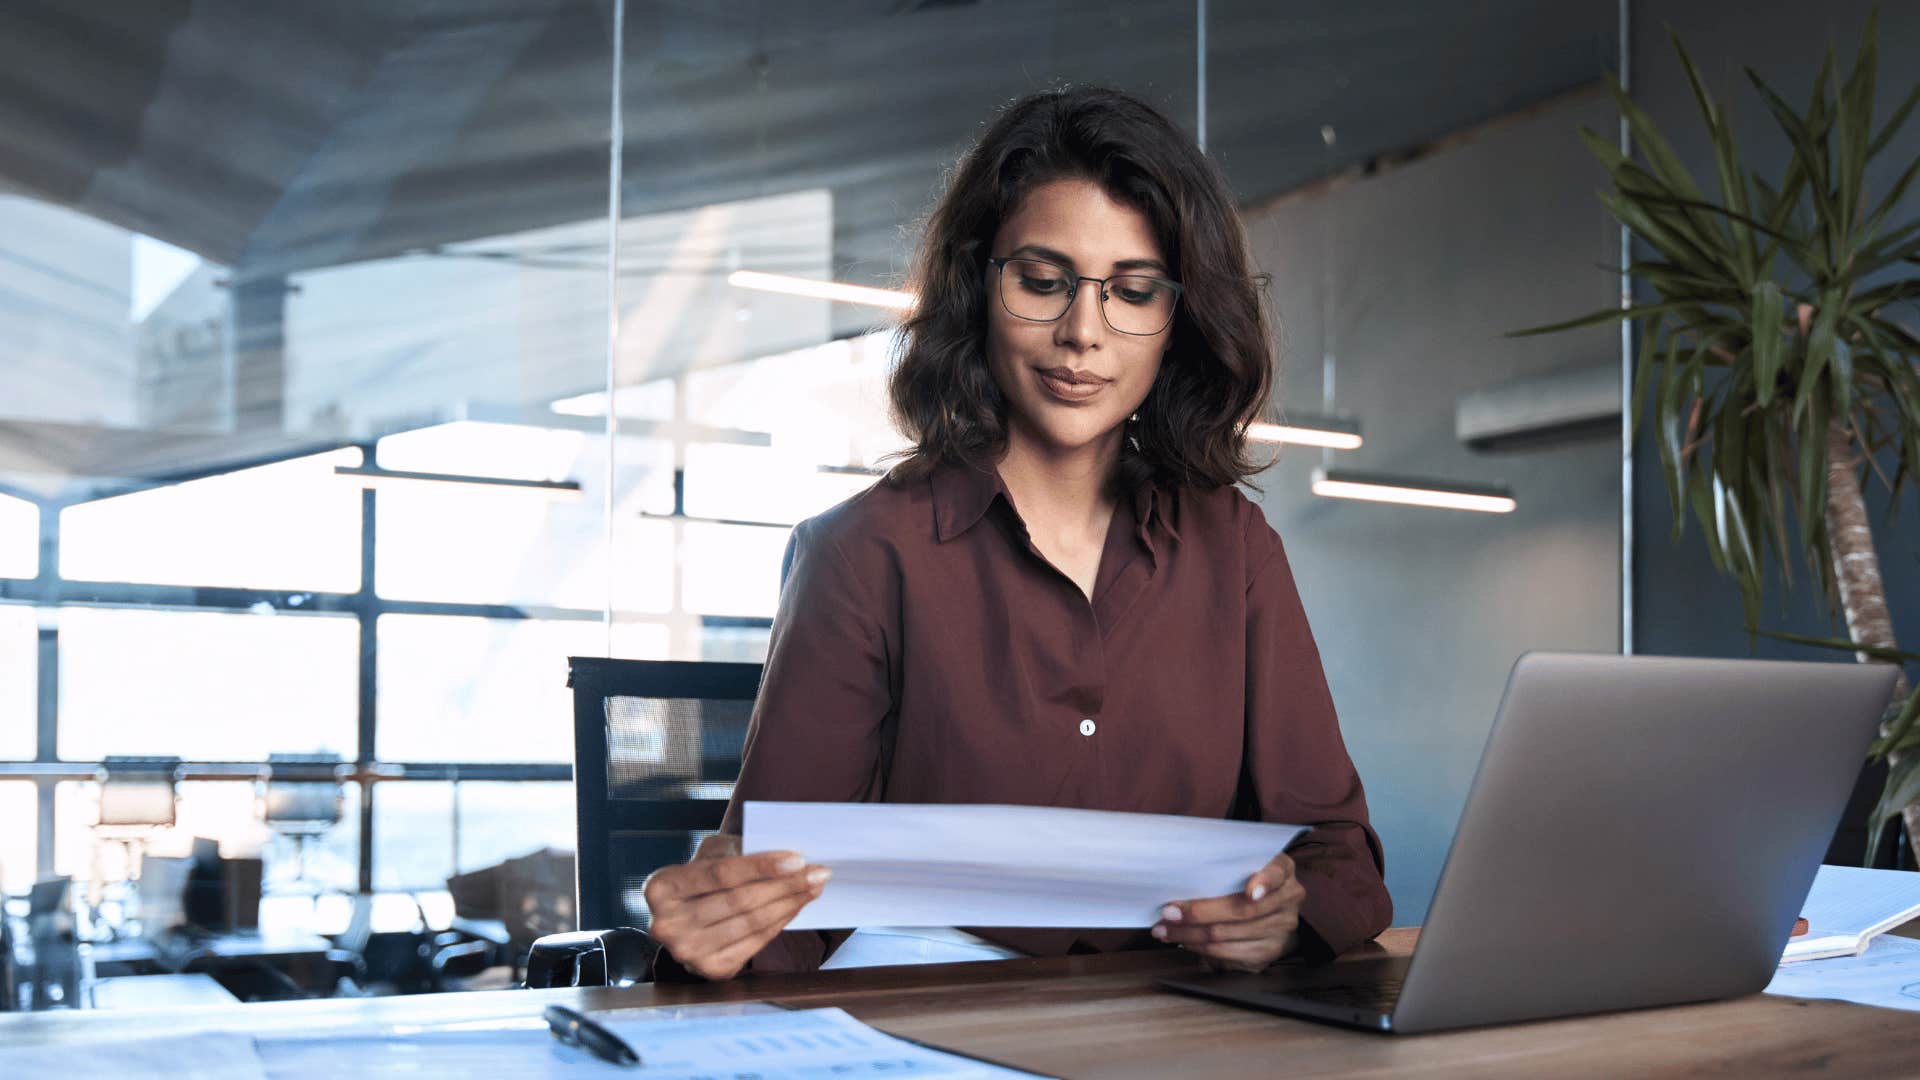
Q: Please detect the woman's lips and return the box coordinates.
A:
[1036,367,1109,402]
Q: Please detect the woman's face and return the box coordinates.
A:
[984,177,1172,459]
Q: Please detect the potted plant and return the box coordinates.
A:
[1517,11,1920,865]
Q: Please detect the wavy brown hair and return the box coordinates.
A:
[886,85,1275,491]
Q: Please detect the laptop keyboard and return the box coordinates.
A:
[1274,977,1404,1012]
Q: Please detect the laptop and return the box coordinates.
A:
[1159,652,1897,1034]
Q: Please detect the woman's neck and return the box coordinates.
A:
[994,423,1123,536]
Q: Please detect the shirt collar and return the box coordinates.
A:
[929,459,1182,550]
[1131,481,1182,560]
[929,460,1006,543]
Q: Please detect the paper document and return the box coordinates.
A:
[0,1033,265,1080]
[744,801,1307,930]
[1766,933,1920,1011]
[1782,864,1920,962]
[257,1004,1038,1079]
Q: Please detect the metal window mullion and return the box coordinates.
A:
[34,502,58,877]
[357,483,377,893]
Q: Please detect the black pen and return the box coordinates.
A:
[545,1003,642,1068]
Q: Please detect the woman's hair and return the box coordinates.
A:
[886,85,1275,491]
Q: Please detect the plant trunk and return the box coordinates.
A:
[1824,421,1920,866]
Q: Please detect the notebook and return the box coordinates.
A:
[1783,865,1920,963]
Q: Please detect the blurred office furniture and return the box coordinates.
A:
[258,753,346,907]
[87,917,351,1003]
[0,896,15,1010]
[89,972,239,1010]
[348,888,507,995]
[183,836,263,934]
[133,855,193,935]
[90,757,182,937]
[525,658,760,987]
[447,846,572,980]
[87,839,347,1003]
[24,879,82,1010]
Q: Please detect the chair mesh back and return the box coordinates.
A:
[605,696,751,799]
[600,692,752,928]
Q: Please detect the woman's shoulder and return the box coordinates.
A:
[1166,480,1283,574]
[789,471,932,568]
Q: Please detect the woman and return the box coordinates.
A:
[642,85,1391,981]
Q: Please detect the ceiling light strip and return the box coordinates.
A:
[1246,418,1362,450]
[1311,467,1515,514]
[728,270,914,310]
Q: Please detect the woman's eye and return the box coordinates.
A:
[1019,275,1066,293]
[1114,283,1161,305]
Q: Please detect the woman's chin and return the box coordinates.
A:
[1010,409,1125,457]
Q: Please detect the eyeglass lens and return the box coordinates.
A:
[998,258,1176,335]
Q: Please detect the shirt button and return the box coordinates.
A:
[1079,718,1097,737]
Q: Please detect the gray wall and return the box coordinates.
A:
[1243,90,1623,922]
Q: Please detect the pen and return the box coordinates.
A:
[545,1003,642,1068]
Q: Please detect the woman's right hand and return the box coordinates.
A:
[640,833,831,980]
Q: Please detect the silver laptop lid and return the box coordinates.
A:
[1393,652,1895,1033]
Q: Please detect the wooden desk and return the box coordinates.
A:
[4,929,1918,1077]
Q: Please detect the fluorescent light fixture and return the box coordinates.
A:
[727,269,914,310]
[1246,414,1362,450]
[335,464,583,501]
[1311,467,1516,514]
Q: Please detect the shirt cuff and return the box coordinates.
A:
[1292,843,1393,957]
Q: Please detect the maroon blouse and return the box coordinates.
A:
[708,459,1391,973]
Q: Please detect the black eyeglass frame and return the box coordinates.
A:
[985,255,1184,337]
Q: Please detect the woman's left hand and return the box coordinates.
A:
[1151,851,1307,972]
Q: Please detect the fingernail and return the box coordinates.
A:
[806,867,832,886]
[1151,923,1169,940]
[1160,904,1182,922]
[776,854,807,873]
[1249,883,1267,902]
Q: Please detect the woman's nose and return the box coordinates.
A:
[1055,279,1106,347]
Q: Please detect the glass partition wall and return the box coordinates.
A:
[0,1,626,909]
[2,0,1622,940]
[0,0,1199,917]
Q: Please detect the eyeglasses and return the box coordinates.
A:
[986,256,1183,337]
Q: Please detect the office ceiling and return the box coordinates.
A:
[0,0,1616,278]
[0,0,1616,495]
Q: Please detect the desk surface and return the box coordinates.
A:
[5,928,1920,1077]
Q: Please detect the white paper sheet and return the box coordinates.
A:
[1766,933,1920,1011]
[257,1005,1039,1079]
[1783,865,1920,962]
[743,801,1307,930]
[257,1002,781,1078]
[0,1033,266,1079]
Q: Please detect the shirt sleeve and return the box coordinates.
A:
[680,515,895,976]
[1242,526,1393,957]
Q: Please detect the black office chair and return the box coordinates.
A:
[524,657,761,988]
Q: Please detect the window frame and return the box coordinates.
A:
[0,437,775,891]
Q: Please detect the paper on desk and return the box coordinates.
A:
[1782,864,1920,962]
[743,801,1307,930]
[0,1033,265,1080]
[256,1005,1039,1079]
[1765,933,1920,1011]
